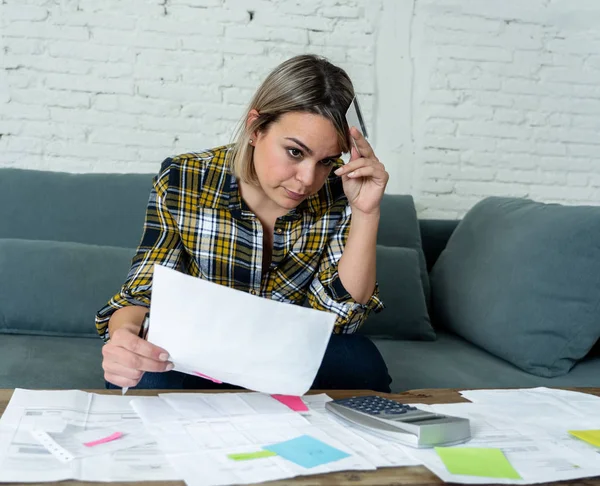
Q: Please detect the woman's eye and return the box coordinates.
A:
[320,158,335,167]
[288,148,303,159]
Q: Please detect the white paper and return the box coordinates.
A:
[405,402,600,484]
[0,389,179,482]
[148,264,336,396]
[130,392,375,486]
[31,423,153,463]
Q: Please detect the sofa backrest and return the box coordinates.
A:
[419,219,460,272]
[0,168,154,248]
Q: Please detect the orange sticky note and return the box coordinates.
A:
[271,394,309,412]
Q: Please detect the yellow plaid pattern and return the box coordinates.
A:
[95,145,383,341]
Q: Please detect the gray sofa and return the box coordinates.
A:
[0,168,598,392]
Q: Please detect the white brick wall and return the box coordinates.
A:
[409,0,600,217]
[0,0,381,173]
[2,0,600,217]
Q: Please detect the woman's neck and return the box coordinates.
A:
[239,180,287,222]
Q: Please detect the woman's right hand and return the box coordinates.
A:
[102,327,174,389]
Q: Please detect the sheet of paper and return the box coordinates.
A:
[406,402,600,484]
[435,447,521,479]
[31,423,153,463]
[0,389,179,482]
[130,392,375,486]
[148,264,335,396]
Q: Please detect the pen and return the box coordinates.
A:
[121,312,150,396]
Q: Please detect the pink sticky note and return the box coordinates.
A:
[83,431,123,447]
[193,371,223,384]
[271,394,309,412]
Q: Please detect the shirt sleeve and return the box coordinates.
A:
[306,203,384,334]
[94,158,184,342]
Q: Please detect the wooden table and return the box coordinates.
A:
[1,387,599,486]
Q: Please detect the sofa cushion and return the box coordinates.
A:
[360,246,435,340]
[0,238,134,337]
[430,197,600,378]
[0,168,153,248]
[373,330,600,393]
[377,195,430,304]
[0,334,104,389]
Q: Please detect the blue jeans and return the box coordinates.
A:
[106,334,392,392]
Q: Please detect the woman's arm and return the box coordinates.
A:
[334,126,389,304]
[337,210,379,304]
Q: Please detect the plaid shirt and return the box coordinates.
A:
[95,145,383,341]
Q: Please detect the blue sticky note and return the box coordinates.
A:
[264,435,350,469]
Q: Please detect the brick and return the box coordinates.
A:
[421,149,461,164]
[460,121,532,140]
[49,107,138,128]
[3,5,49,21]
[423,14,503,33]
[455,181,529,198]
[46,41,134,63]
[136,82,221,103]
[494,109,525,124]
[44,74,134,95]
[52,12,136,30]
[447,73,501,91]
[496,169,539,184]
[529,184,595,201]
[10,89,90,109]
[19,121,87,141]
[424,119,457,135]
[89,127,174,148]
[92,95,181,117]
[421,179,455,194]
[435,45,512,63]
[319,6,360,18]
[2,102,50,120]
[4,22,88,41]
[255,11,334,31]
[3,38,45,55]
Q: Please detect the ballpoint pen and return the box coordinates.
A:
[121,312,150,396]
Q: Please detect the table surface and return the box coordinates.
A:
[1,387,599,486]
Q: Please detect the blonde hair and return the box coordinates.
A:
[230,54,355,184]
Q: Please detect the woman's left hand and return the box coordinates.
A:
[334,127,389,216]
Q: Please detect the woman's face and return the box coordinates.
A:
[251,111,342,212]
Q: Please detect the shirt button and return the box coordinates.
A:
[249,289,257,295]
[276,228,283,234]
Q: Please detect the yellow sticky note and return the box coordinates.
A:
[568,430,600,448]
[435,447,521,479]
[227,450,277,461]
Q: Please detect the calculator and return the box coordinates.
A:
[325,395,471,448]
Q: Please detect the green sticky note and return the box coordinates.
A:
[435,447,521,479]
[227,450,277,461]
[569,430,600,447]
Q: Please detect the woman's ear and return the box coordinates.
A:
[246,109,260,140]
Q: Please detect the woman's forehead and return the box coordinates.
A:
[271,112,342,153]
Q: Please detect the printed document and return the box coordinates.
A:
[147,264,336,396]
[0,389,178,482]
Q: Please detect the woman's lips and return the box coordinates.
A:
[285,189,306,200]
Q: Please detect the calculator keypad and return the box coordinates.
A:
[334,396,418,416]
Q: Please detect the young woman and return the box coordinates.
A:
[96,54,392,392]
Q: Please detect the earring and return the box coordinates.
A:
[249,139,253,144]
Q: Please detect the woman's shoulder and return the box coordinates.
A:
[159,144,233,176]
[154,144,234,206]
